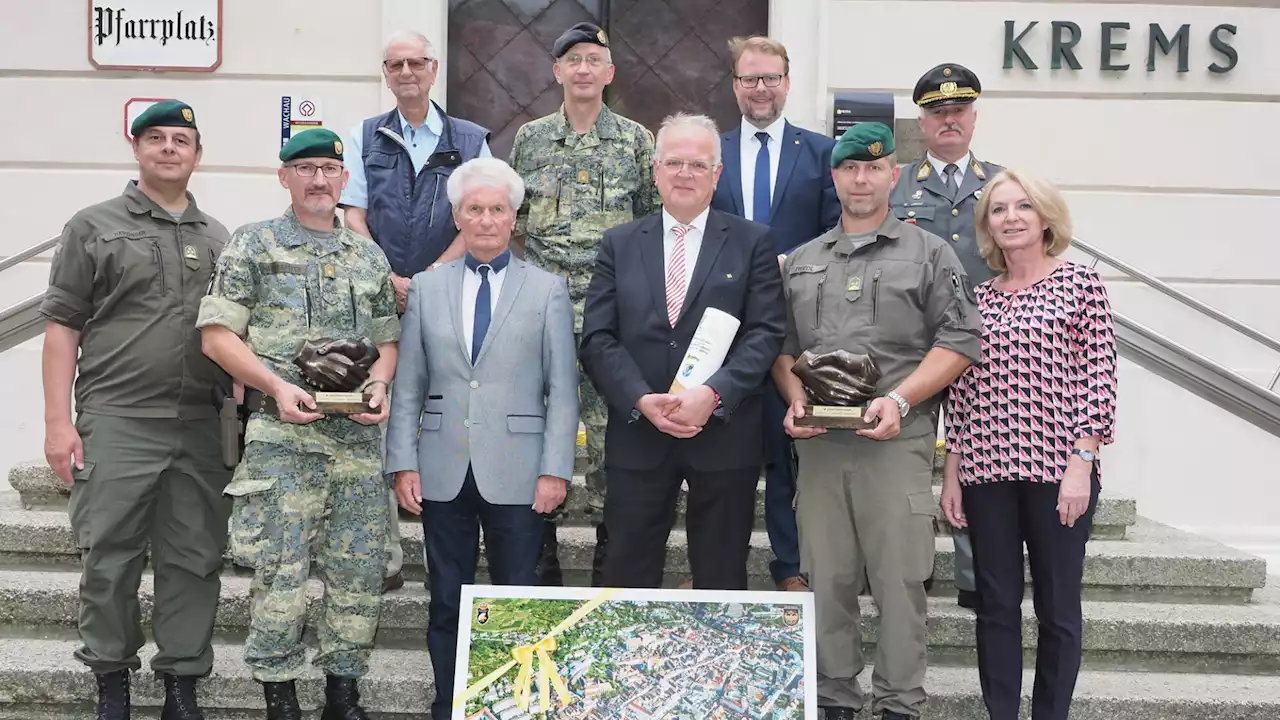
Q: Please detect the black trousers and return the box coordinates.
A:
[602,457,757,590]
[962,474,1100,720]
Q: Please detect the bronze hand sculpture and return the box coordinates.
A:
[294,337,381,392]
[790,349,881,407]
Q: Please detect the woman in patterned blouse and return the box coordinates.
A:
[939,169,1117,720]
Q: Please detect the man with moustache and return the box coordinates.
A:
[41,100,231,720]
[774,123,980,719]
[509,21,660,586]
[890,63,1003,610]
[199,128,400,720]
[580,113,786,591]
[711,34,840,593]
[341,29,492,593]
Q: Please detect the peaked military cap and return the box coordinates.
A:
[130,99,197,137]
[279,128,345,163]
[552,22,609,59]
[913,63,982,108]
[831,122,895,167]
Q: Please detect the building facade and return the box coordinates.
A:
[0,0,1277,563]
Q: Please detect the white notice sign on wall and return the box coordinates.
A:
[89,0,223,72]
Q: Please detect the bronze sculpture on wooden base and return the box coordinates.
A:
[790,349,882,429]
[290,337,381,414]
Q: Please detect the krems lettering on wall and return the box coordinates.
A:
[1003,21,1238,74]
[89,1,222,72]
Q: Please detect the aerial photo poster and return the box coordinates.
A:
[452,585,817,719]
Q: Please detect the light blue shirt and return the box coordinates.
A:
[340,104,492,209]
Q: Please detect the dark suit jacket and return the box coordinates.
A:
[711,121,841,255]
[580,209,786,472]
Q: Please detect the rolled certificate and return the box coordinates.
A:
[670,308,742,393]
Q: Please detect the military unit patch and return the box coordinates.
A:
[181,108,194,122]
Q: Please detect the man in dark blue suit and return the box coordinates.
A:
[710,35,841,592]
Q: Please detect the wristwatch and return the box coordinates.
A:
[886,390,910,418]
[1072,448,1097,462]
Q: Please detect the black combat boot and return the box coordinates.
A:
[591,522,609,587]
[263,680,302,720]
[536,520,564,586]
[321,675,370,720]
[160,674,204,719]
[94,669,130,720]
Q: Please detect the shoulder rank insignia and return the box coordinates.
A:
[916,162,931,181]
[971,159,986,180]
[847,276,862,291]
[578,169,590,184]
[912,189,923,200]
[183,245,199,260]
[323,264,335,279]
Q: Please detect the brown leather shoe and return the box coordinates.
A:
[778,576,809,592]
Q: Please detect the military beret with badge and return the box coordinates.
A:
[130,99,198,137]
[552,21,609,59]
[830,122,896,167]
[279,128,345,164]
[913,63,982,108]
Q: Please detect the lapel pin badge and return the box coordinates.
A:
[726,273,734,279]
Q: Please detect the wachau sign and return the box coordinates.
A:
[89,0,222,72]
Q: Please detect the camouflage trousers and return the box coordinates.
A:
[226,440,387,681]
[546,353,608,525]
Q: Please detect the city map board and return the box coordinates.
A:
[452,584,817,719]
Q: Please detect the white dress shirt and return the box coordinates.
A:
[662,207,710,294]
[461,258,507,353]
[927,150,972,186]
[739,115,786,222]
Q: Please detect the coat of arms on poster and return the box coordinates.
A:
[89,1,222,72]
[453,585,818,719]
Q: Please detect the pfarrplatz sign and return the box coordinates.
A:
[88,0,222,72]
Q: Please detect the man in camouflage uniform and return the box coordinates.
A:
[197,128,400,720]
[509,21,660,586]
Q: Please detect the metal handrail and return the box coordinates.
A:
[1072,236,1280,391]
[0,236,58,274]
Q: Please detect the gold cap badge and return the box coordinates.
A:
[940,81,957,95]
[943,67,953,77]
[597,29,608,44]
[181,108,194,122]
[334,140,343,155]
[867,141,883,156]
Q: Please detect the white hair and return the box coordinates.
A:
[656,112,722,166]
[384,30,434,60]
[446,158,525,212]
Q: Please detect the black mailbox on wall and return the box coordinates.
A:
[831,91,896,138]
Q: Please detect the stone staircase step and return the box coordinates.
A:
[1,636,1280,718]
[6,461,1137,538]
[0,509,1264,602]
[2,569,1277,674]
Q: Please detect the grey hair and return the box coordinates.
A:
[383,30,434,60]
[446,158,525,211]
[656,112,722,166]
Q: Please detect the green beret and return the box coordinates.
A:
[279,128,345,163]
[130,99,197,137]
[552,22,609,58]
[831,122,896,167]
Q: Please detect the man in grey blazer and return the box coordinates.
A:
[385,157,578,720]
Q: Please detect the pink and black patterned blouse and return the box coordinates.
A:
[945,262,1118,485]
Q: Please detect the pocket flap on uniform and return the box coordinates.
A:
[71,460,96,483]
[894,205,936,223]
[224,476,277,497]
[420,412,443,431]
[507,414,546,434]
[365,151,398,169]
[908,490,938,518]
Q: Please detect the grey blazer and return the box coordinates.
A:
[385,256,578,505]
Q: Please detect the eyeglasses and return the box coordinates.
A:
[383,56,433,73]
[660,158,715,175]
[560,53,609,69]
[290,163,344,178]
[735,73,785,88]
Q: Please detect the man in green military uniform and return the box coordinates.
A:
[773,123,981,720]
[197,128,401,720]
[889,62,1003,609]
[40,99,231,720]
[509,21,660,586]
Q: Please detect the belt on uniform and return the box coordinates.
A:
[242,388,281,417]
